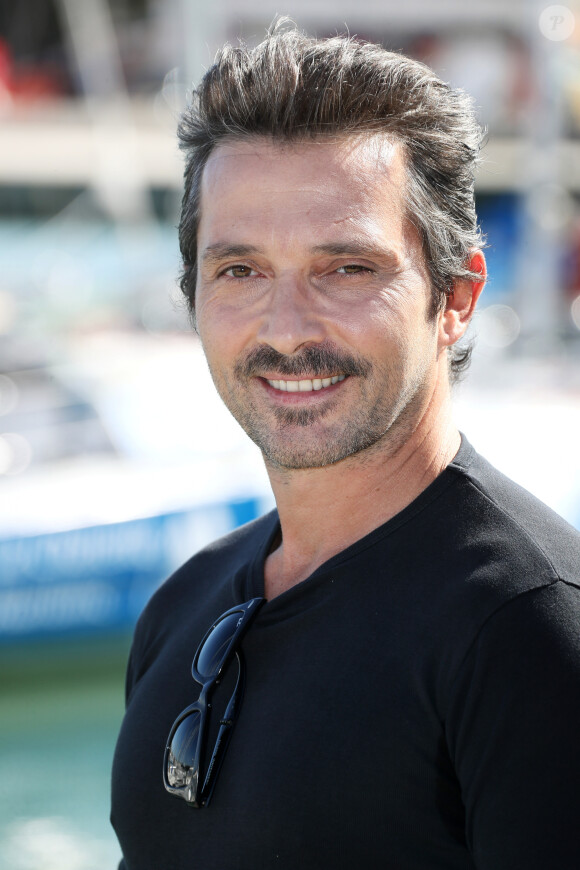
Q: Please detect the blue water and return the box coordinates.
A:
[0,640,129,870]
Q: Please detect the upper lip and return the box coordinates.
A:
[259,373,345,381]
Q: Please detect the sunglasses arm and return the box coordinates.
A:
[199,651,245,806]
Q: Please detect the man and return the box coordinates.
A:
[111,24,580,869]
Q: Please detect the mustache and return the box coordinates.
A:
[235,344,371,379]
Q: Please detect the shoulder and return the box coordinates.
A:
[126,509,278,679]
[150,507,277,611]
[164,507,278,587]
[402,438,580,692]
[445,437,580,591]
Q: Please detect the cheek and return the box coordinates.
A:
[331,291,414,356]
[196,293,238,351]
[352,295,437,375]
[195,304,229,371]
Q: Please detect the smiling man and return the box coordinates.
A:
[111,24,580,869]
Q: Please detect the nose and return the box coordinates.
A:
[256,273,326,355]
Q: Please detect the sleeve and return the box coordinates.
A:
[446,580,580,869]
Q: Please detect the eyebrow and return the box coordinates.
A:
[201,243,264,265]
[309,242,402,266]
[200,240,403,268]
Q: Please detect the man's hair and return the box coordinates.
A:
[178,21,485,379]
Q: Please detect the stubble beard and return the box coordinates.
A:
[234,393,405,470]
[211,344,428,471]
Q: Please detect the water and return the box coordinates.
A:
[0,637,130,870]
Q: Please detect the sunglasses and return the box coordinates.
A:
[163,597,265,807]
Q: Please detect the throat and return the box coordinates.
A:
[263,542,321,600]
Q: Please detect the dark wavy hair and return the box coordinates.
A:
[177,21,485,379]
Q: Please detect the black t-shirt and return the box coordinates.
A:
[111,438,580,869]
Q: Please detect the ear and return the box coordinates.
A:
[438,249,486,349]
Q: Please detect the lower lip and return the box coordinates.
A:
[258,377,347,402]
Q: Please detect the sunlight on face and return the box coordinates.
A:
[195,136,441,470]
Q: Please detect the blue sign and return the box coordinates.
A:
[0,498,264,642]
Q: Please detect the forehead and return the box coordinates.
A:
[200,134,403,184]
[197,135,410,240]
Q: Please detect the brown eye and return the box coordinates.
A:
[337,264,369,275]
[226,265,254,278]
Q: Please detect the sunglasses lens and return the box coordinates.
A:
[196,612,242,679]
[166,711,201,789]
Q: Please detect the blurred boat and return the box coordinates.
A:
[0,333,273,643]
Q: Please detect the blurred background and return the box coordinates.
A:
[1,0,579,866]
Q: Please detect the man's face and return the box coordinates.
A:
[195,136,445,470]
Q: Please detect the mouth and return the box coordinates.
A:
[265,375,346,393]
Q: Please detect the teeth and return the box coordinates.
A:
[267,375,345,392]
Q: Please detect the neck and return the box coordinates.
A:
[263,374,459,600]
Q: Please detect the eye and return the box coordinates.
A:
[222,264,257,279]
[336,264,372,275]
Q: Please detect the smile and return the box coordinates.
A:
[266,375,346,392]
